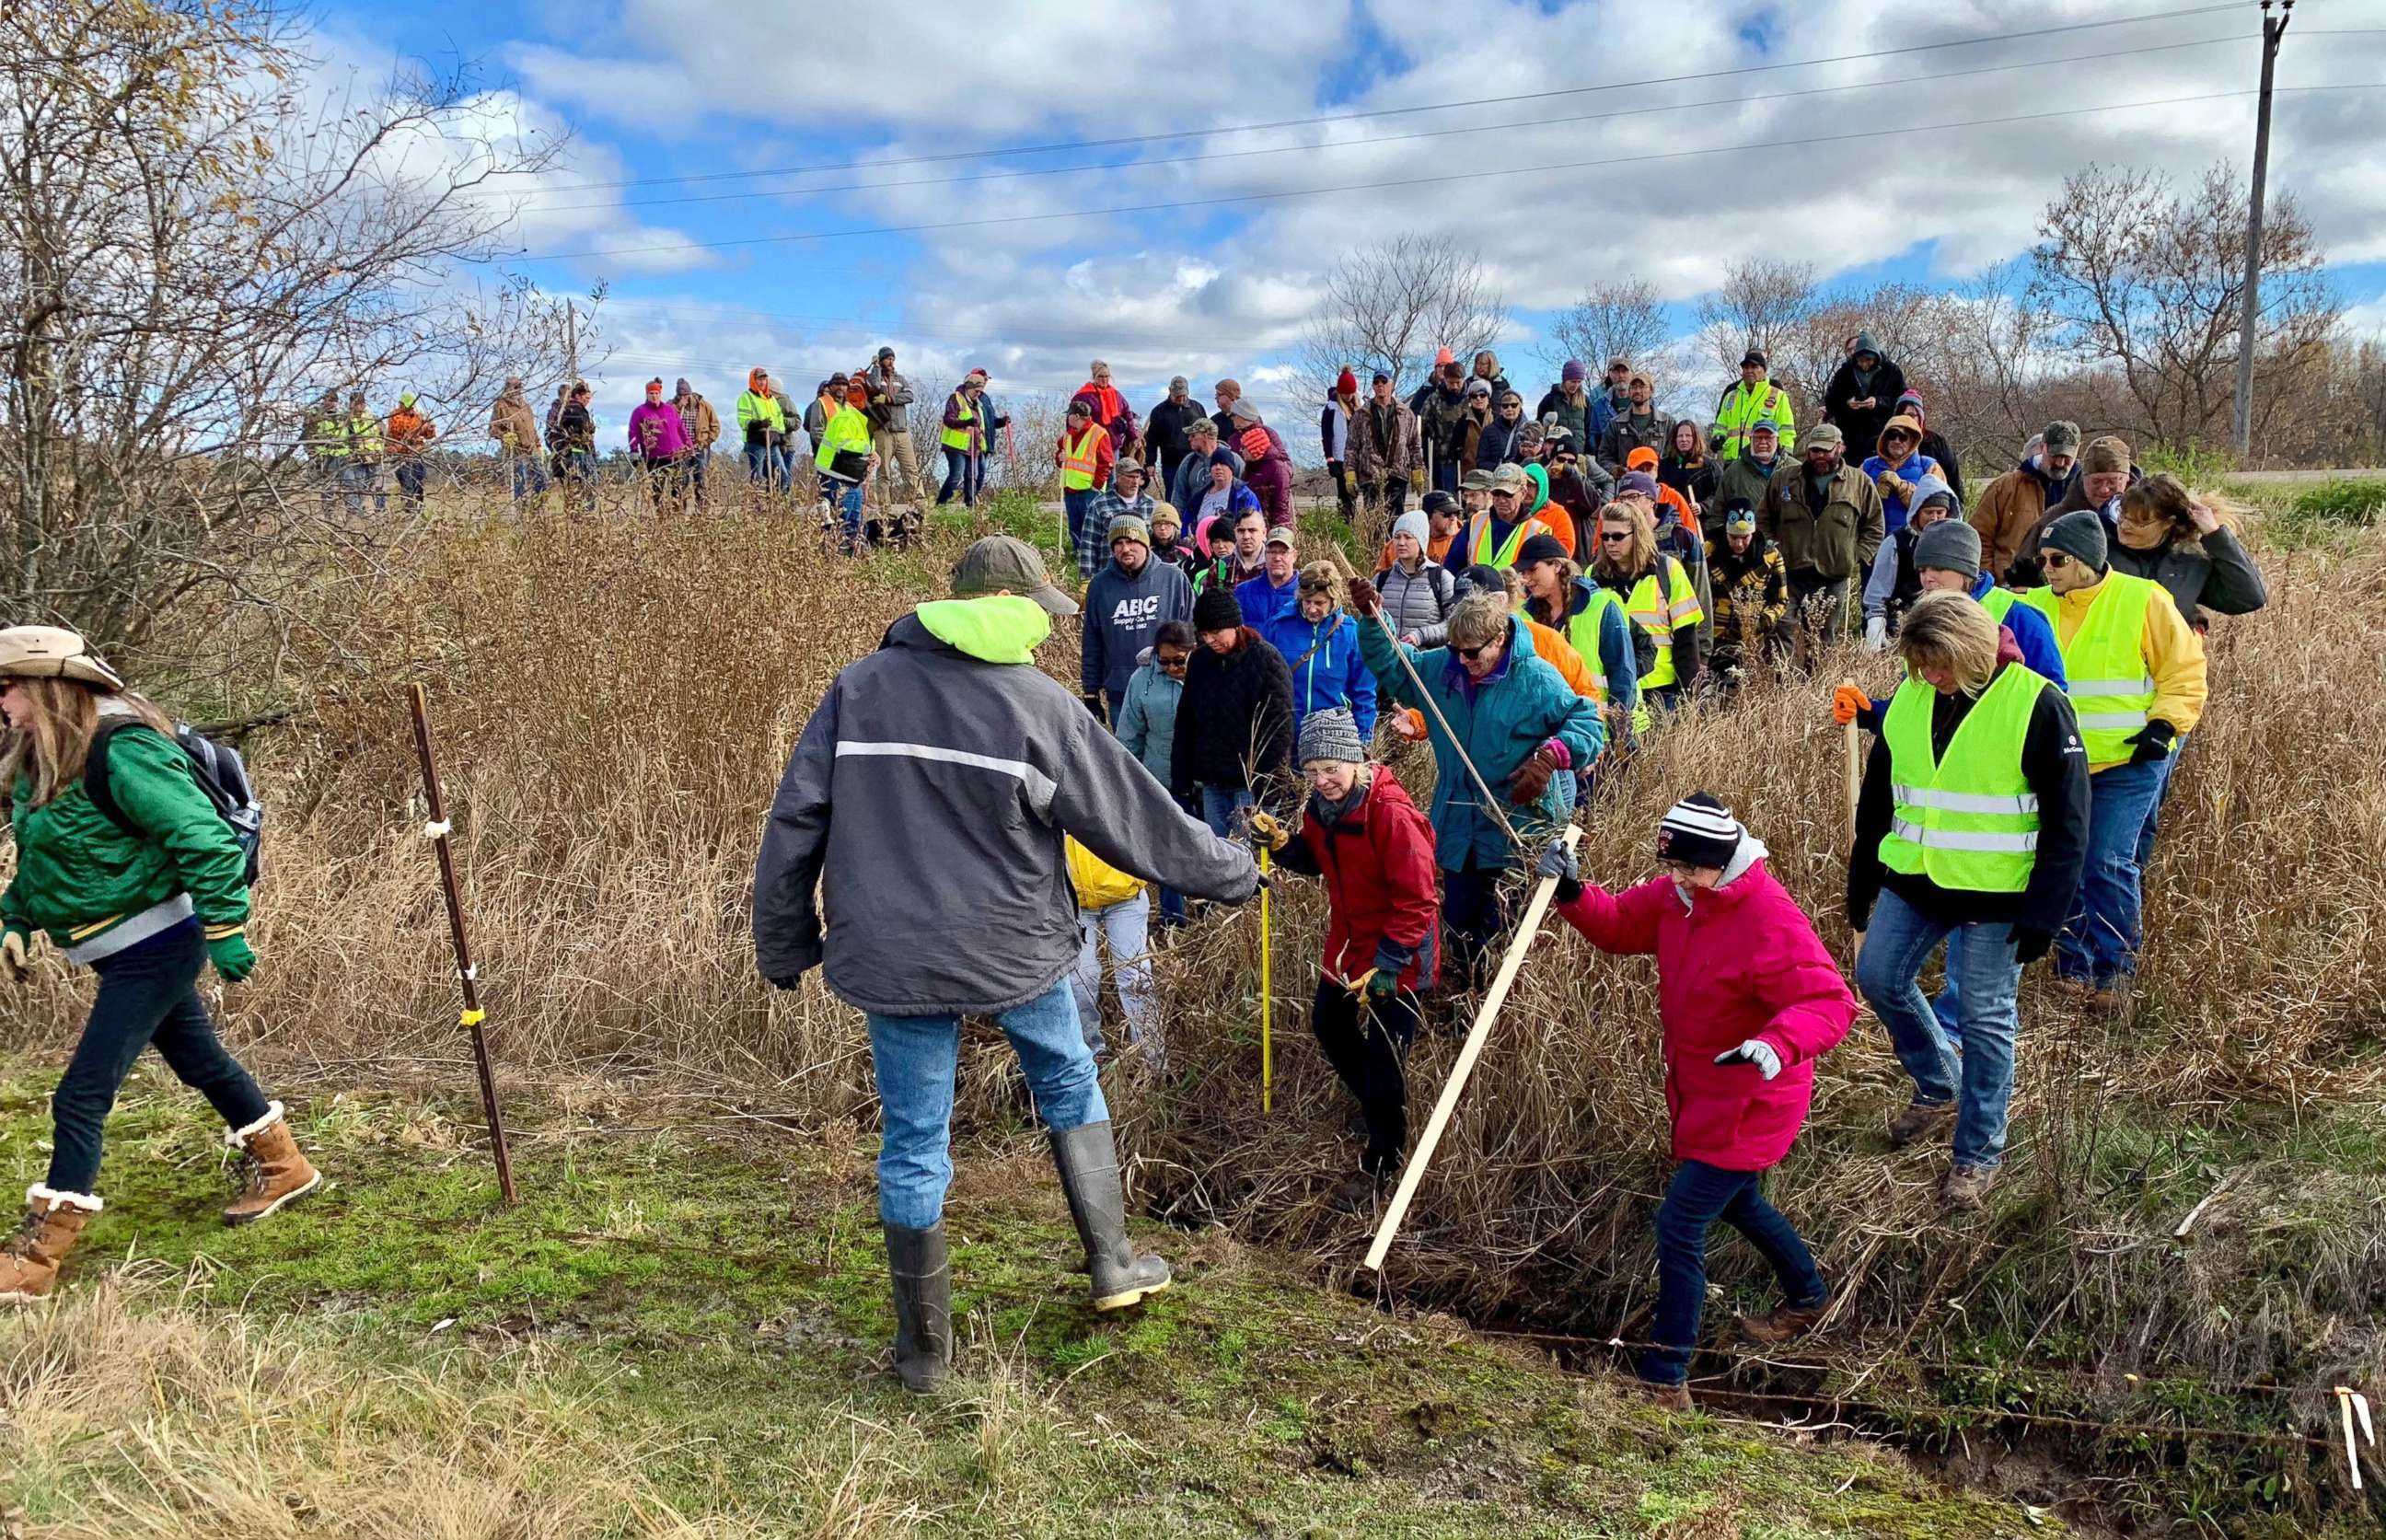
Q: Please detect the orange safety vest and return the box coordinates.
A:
[1060,424,1106,491]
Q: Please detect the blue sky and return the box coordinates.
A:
[315,0,2386,434]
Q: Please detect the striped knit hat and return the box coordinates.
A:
[1656,793,1744,871]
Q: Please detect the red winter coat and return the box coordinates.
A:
[1279,767,1439,989]
[1554,857,1852,1170]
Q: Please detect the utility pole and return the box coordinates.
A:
[2232,0,2292,460]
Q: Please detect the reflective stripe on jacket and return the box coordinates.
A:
[2020,573,2160,764]
[1878,666,2049,893]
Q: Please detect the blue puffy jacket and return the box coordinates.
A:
[1259,606,1378,740]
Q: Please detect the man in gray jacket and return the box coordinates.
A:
[1082,514,1193,723]
[753,536,1260,1395]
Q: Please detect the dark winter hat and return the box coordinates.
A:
[1618,470,1662,501]
[2081,434,2132,476]
[1912,519,1982,580]
[2043,421,2082,456]
[1561,359,1585,382]
[1741,348,1767,368]
[1514,533,1569,567]
[1459,562,1508,597]
[876,345,897,360]
[951,535,1077,618]
[1106,515,1150,548]
[2042,510,2109,573]
[1298,706,1366,768]
[1209,447,1238,469]
[1421,490,1459,516]
[1194,585,1242,632]
[1656,793,1744,872]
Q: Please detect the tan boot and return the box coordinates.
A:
[0,1186,103,1304]
[221,1103,321,1225]
[1885,1099,1957,1150]
[1740,1295,1834,1347]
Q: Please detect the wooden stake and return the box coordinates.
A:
[1364,823,1581,1272]
[1259,846,1273,1114]
[408,683,518,1206]
[1842,674,1866,954]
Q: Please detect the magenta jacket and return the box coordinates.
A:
[628,400,692,461]
[1555,853,1853,1171]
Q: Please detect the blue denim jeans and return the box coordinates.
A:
[1644,1159,1825,1386]
[509,456,549,502]
[863,978,1106,1229]
[2136,733,2185,871]
[1199,784,1254,839]
[1856,888,2023,1171]
[936,446,982,507]
[2058,757,2172,985]
[1064,488,1094,551]
[827,478,867,548]
[745,441,790,491]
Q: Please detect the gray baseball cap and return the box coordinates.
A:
[951,536,1077,617]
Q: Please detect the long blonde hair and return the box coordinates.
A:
[1592,501,1656,581]
[0,678,171,806]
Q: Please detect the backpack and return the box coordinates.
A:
[85,721,264,886]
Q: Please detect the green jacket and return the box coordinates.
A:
[2,722,250,964]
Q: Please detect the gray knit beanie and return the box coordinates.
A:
[2042,509,2109,573]
[1297,706,1366,767]
[1911,519,1982,580]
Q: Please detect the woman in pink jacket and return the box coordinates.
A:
[1539,793,1855,1408]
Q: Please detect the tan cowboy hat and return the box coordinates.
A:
[0,626,124,691]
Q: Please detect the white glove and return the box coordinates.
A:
[1714,1039,1782,1080]
[2,930,29,983]
[1863,615,1888,652]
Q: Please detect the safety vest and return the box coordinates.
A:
[1627,557,1703,689]
[1060,424,1106,491]
[1463,514,1550,571]
[2020,573,2159,763]
[1715,380,1795,459]
[1877,665,2049,892]
[1978,585,2020,626]
[1564,586,1626,702]
[342,413,382,458]
[941,392,978,451]
[310,414,346,459]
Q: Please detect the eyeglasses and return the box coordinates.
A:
[1599,530,1631,543]
[1157,654,1190,672]
[1454,639,1500,661]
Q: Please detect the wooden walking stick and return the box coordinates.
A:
[1841,674,1865,953]
[1365,822,1580,1271]
[408,683,519,1206]
[1259,846,1273,1114]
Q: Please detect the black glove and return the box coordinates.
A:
[1080,691,1107,723]
[2125,720,2176,765]
[2010,924,2055,966]
[767,975,804,992]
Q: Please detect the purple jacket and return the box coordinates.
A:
[628,400,692,461]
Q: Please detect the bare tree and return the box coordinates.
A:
[1917,261,2054,467]
[2032,160,2340,457]
[1695,260,1820,379]
[1295,235,1507,401]
[1542,280,1669,382]
[0,1,572,666]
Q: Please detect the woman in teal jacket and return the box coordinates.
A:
[0,628,319,1305]
[1345,587,1603,990]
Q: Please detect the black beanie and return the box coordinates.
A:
[1194,585,1242,632]
[1656,793,1744,871]
[2042,509,2108,573]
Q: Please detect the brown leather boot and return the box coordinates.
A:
[0,1186,103,1304]
[1740,1296,1833,1347]
[221,1103,321,1225]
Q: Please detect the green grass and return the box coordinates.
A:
[0,1055,2049,1537]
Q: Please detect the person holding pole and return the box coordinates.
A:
[752,538,1261,1395]
[1537,794,1855,1409]
[1245,708,1441,1214]
[1847,592,2089,1211]
[1344,585,1602,995]
[0,628,319,1304]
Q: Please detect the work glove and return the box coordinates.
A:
[1505,747,1557,805]
[1245,810,1291,852]
[2124,720,2176,765]
[1346,576,1382,619]
[1535,839,1583,903]
[1344,967,1398,1003]
[1863,615,1889,652]
[1832,685,1872,726]
[1714,1039,1783,1081]
[206,931,257,983]
[2010,924,2056,967]
[767,974,805,991]
[1,927,29,983]
[1877,470,1908,500]
[1080,691,1107,723]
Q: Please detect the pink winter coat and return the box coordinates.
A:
[1555,857,1853,1171]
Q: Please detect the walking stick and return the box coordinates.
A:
[1259,846,1273,1114]
[1841,674,1865,955]
[408,683,519,1206]
[1364,822,1580,1272]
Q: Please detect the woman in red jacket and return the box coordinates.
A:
[1539,794,1855,1408]
[1248,708,1439,1214]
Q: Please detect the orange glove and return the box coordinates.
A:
[1391,707,1427,742]
[1832,685,1871,726]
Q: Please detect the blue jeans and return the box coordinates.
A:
[1199,784,1254,839]
[827,478,866,548]
[394,458,427,506]
[936,446,982,506]
[863,978,1106,1230]
[1071,894,1156,1061]
[336,461,376,515]
[509,456,548,502]
[1644,1159,1824,1386]
[2058,757,2172,984]
[2136,734,2185,871]
[1857,888,2023,1171]
[1064,488,1094,551]
[745,442,787,491]
[47,921,272,1195]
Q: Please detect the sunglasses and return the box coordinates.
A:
[1157,654,1190,671]
[1454,639,1500,661]
[2042,551,2075,569]
[1600,530,1631,543]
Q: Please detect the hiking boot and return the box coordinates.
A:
[0,1186,102,1305]
[1885,1099,1957,1150]
[1740,1295,1833,1347]
[2045,974,2096,1003]
[1632,1377,1693,1412]
[221,1103,321,1225]
[882,1222,952,1394]
[1942,1164,1999,1211]
[2088,982,2134,1017]
[1326,1167,1393,1216]
[1048,1120,1171,1311]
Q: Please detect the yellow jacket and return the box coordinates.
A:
[1066,838,1146,910]
[2038,574,2208,770]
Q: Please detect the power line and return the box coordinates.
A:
[498,85,2379,266]
[509,1,2249,196]
[515,30,2283,218]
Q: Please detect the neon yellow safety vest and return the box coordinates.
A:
[2019,573,2158,763]
[941,392,978,451]
[342,413,382,458]
[310,415,346,459]
[1877,665,2049,892]
[1060,424,1106,491]
[1979,585,2019,625]
[1464,514,1550,571]
[1564,585,1625,703]
[1627,557,1703,689]
[1715,380,1796,459]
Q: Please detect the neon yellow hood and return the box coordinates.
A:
[915,596,1051,664]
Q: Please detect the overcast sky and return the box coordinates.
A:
[317,0,2386,436]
